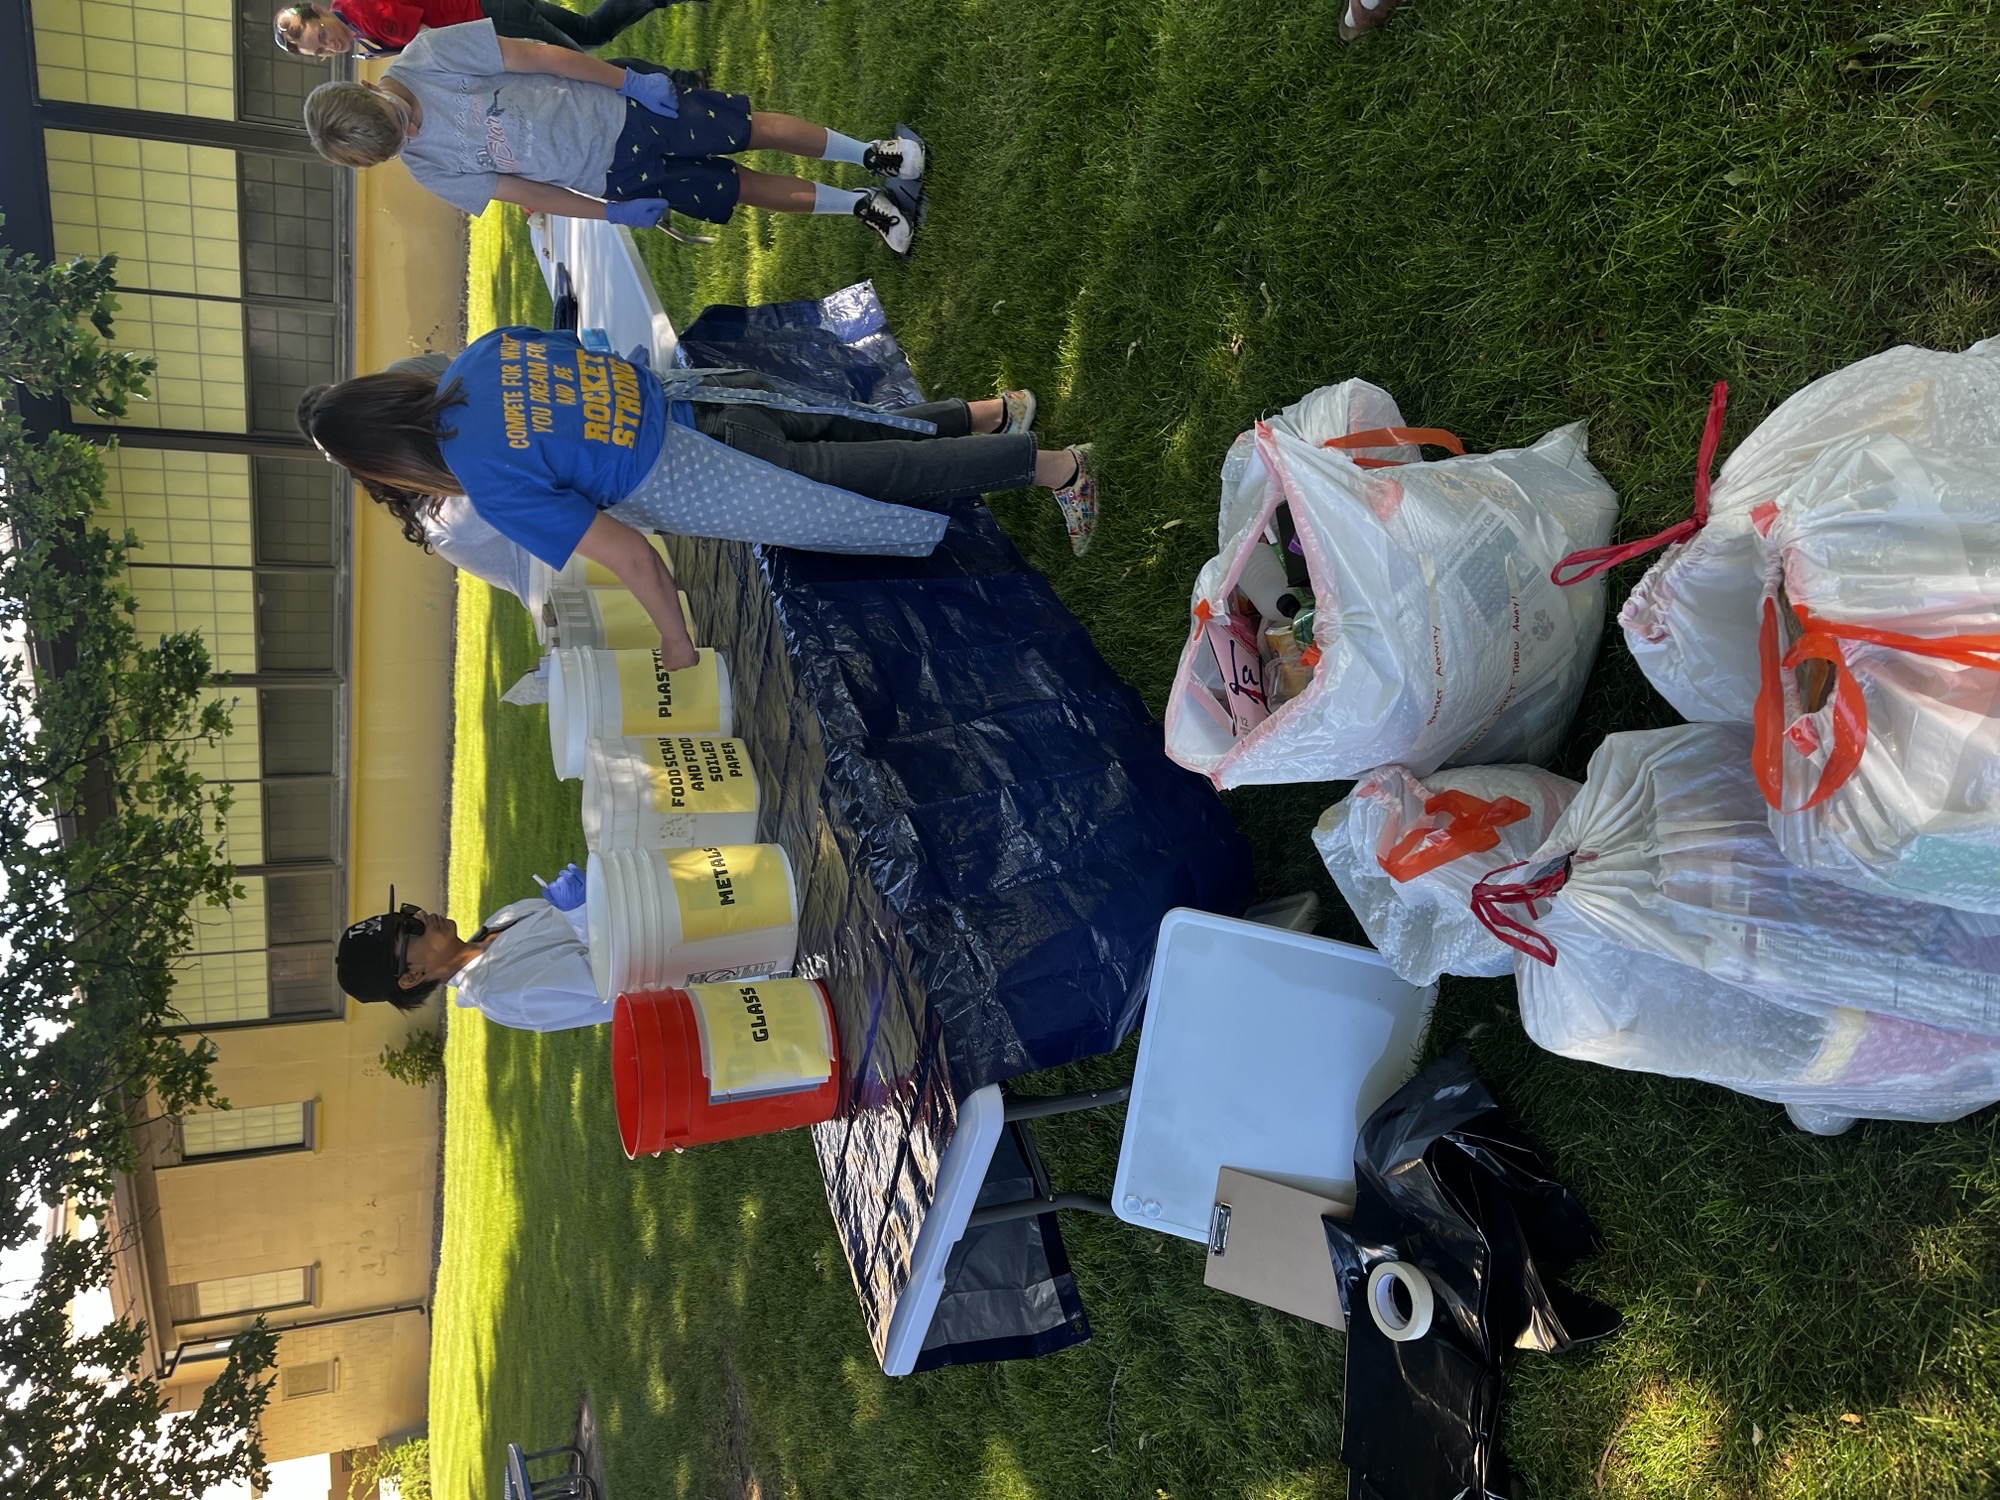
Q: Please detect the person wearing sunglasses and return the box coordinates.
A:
[273,0,701,62]
[336,879,609,1032]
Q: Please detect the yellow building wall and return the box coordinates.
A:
[61,75,470,1465]
[155,1014,439,1458]
[346,86,470,923]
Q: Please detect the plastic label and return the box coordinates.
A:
[616,648,722,733]
[687,978,833,1100]
[666,844,791,945]
[645,736,757,815]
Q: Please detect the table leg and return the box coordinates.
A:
[1000,1084,1131,1121]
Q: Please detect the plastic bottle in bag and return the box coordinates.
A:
[1167,383,1617,786]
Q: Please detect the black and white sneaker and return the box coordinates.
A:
[854,189,913,254]
[862,136,926,180]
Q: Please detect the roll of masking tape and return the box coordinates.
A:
[1366,1259,1435,1342]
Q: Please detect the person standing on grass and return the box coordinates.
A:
[302,20,924,251]
[338,879,611,1032]
[274,0,696,60]
[295,325,1100,667]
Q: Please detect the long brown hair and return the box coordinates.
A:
[296,373,467,547]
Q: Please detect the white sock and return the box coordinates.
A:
[818,129,870,166]
[812,183,867,215]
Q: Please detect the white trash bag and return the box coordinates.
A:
[1165,382,1617,786]
[1313,763,1579,985]
[1475,723,2000,1132]
[1581,342,2000,724]
[1753,432,2000,912]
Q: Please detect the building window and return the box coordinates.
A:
[171,871,345,1027]
[168,1265,316,1323]
[236,3,345,126]
[175,1100,316,1161]
[280,1360,338,1399]
[30,0,239,119]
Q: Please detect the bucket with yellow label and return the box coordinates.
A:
[584,843,798,999]
[582,734,760,850]
[546,646,734,780]
[540,585,699,652]
[528,533,674,624]
[611,978,843,1155]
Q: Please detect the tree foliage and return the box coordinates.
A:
[0,223,238,1249]
[0,1233,276,1498]
[349,1436,434,1500]
[0,221,276,1496]
[379,1027,446,1088]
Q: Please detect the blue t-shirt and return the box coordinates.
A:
[437,326,666,566]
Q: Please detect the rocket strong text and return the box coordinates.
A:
[496,333,644,451]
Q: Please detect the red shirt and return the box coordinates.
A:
[330,0,484,51]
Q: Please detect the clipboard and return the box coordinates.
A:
[1203,1167,1353,1329]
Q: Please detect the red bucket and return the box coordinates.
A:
[612,980,843,1157]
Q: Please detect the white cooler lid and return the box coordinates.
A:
[1113,909,1437,1241]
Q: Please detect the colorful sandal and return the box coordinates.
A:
[1052,443,1098,557]
[996,388,1038,436]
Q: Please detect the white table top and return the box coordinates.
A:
[877,1083,1005,1376]
[524,213,680,368]
[1114,909,1437,1242]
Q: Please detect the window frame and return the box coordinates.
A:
[167,1263,318,1325]
[163,1097,317,1165]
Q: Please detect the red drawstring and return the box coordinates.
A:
[1469,859,1571,967]
[1550,381,1729,587]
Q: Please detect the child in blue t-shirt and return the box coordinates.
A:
[303,21,924,251]
[297,328,1102,668]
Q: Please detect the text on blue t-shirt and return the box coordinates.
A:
[437,326,665,567]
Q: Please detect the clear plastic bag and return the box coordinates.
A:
[1165,383,1617,786]
[1608,343,2000,723]
[1313,763,1578,984]
[1481,723,2000,1130]
[1754,433,2000,912]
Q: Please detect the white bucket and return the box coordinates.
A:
[546,647,735,780]
[527,534,676,643]
[582,734,761,850]
[541,585,698,651]
[585,844,800,998]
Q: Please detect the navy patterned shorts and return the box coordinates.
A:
[601,91,755,223]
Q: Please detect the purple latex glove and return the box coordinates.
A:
[618,68,679,118]
[605,198,671,230]
[538,862,587,912]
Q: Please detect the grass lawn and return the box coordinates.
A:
[430,1,2000,1495]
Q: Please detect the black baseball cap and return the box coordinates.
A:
[336,886,422,1003]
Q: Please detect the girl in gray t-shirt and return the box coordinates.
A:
[304,21,928,253]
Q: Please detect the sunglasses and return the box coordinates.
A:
[392,902,426,977]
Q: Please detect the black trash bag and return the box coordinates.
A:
[1325,1046,1620,1500]
[913,1121,1091,1371]
[677,281,927,411]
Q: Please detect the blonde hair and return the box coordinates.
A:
[304,81,404,167]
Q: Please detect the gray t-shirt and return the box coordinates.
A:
[383,21,626,216]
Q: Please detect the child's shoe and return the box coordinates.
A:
[862,136,926,180]
[996,388,1037,435]
[854,189,914,254]
[1052,444,1098,556]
